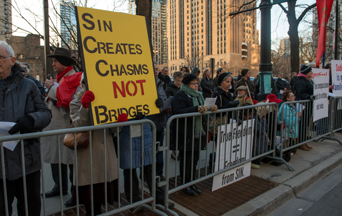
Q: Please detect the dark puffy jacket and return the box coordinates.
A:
[294,76,313,100]
[165,83,180,97]
[200,77,214,99]
[235,78,254,95]
[158,72,171,90]
[0,64,52,180]
[26,74,45,98]
[212,87,236,119]
[170,91,207,151]
[275,78,287,93]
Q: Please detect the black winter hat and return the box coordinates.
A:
[191,67,200,75]
[241,68,249,77]
[217,72,230,86]
[300,65,312,75]
[182,73,198,85]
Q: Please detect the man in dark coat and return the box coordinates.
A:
[275,73,287,99]
[165,71,182,97]
[235,69,254,98]
[0,41,52,215]
[158,66,171,90]
[213,68,223,89]
[290,72,298,91]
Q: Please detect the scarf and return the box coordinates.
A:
[298,72,308,79]
[57,65,73,83]
[180,83,205,135]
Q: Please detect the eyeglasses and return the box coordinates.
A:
[288,94,295,98]
[0,55,11,60]
[190,82,199,85]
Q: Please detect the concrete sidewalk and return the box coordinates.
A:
[221,133,342,216]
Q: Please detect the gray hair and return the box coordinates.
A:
[162,66,168,71]
[173,71,183,80]
[0,41,14,57]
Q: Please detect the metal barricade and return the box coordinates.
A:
[278,99,342,170]
[333,96,342,133]
[0,119,171,216]
[163,102,284,205]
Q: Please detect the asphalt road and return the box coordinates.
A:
[268,165,342,216]
[301,180,342,216]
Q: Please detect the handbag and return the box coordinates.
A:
[209,95,227,136]
[63,131,90,150]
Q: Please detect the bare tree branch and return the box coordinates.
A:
[297,3,316,24]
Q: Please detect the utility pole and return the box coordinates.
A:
[43,0,52,79]
[334,1,340,60]
[258,0,273,95]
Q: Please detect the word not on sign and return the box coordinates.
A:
[76,7,159,125]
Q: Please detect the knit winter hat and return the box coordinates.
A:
[191,67,200,75]
[182,73,198,85]
[300,65,312,75]
[217,72,230,86]
[241,69,249,77]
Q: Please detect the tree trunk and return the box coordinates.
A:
[287,1,300,73]
[135,0,152,37]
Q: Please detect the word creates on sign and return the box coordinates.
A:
[76,7,159,125]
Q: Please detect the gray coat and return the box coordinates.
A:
[146,78,167,132]
[0,64,51,180]
[41,69,81,164]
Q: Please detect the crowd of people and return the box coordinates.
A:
[0,39,332,215]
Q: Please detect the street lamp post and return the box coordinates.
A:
[258,0,273,95]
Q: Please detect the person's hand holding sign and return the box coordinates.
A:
[45,76,54,89]
[155,97,164,109]
[81,91,95,108]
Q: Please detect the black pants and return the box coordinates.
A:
[51,163,73,193]
[0,171,41,216]
[124,165,164,204]
[179,150,200,184]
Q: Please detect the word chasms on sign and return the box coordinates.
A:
[77,9,159,125]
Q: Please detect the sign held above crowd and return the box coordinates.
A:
[76,7,159,125]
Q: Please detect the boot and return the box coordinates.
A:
[298,144,310,151]
[305,143,313,149]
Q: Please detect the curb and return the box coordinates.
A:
[222,150,342,216]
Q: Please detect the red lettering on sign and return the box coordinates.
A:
[336,64,342,72]
[112,79,147,98]
[113,81,126,98]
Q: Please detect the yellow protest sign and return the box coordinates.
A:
[76,7,159,125]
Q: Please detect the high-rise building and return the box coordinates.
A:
[129,0,168,66]
[60,0,77,50]
[279,37,290,55]
[0,0,12,40]
[168,0,260,76]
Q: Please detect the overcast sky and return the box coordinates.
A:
[10,0,316,49]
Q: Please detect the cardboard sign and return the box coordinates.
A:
[76,7,159,125]
[212,162,251,191]
[331,60,342,97]
[312,68,329,122]
[214,119,254,172]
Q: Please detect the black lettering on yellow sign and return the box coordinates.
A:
[94,104,150,124]
[83,36,142,55]
[95,60,149,77]
[82,13,113,32]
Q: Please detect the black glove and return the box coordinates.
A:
[134,112,145,120]
[9,115,35,135]
[310,95,316,101]
[230,101,240,107]
[155,97,164,108]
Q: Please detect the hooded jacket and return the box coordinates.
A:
[0,63,51,180]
